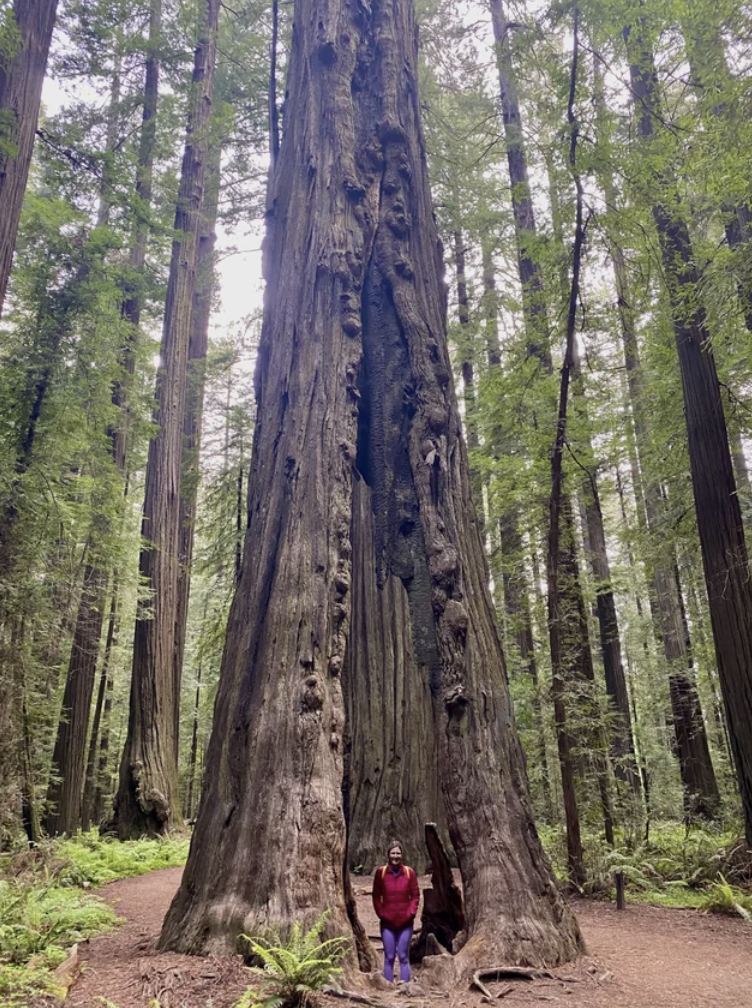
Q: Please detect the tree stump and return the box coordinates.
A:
[411,823,465,961]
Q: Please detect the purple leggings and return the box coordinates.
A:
[380,922,412,982]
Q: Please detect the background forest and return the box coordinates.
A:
[2,0,752,946]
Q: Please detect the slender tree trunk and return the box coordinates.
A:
[161,0,582,967]
[45,66,123,838]
[547,122,639,800]
[481,242,501,367]
[489,0,550,367]
[592,48,720,819]
[0,0,58,318]
[490,0,598,865]
[92,655,116,828]
[185,651,202,821]
[625,20,752,842]
[498,512,554,821]
[112,0,220,838]
[44,564,108,835]
[81,588,118,831]
[113,0,162,473]
[173,141,221,760]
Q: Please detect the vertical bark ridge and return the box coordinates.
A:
[112,0,220,838]
[592,46,719,817]
[625,19,752,840]
[0,0,59,317]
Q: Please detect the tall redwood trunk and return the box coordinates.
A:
[173,143,221,759]
[44,66,123,838]
[489,0,593,871]
[625,21,752,843]
[0,0,58,317]
[113,0,162,473]
[44,564,108,835]
[161,0,581,968]
[81,588,118,831]
[592,48,720,818]
[112,0,220,838]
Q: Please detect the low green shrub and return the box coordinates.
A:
[0,830,188,1004]
[0,877,119,1005]
[236,910,349,1008]
[56,831,190,886]
[698,875,752,920]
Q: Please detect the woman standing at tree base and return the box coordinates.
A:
[372,842,420,983]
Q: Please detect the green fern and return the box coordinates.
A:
[236,910,349,1008]
[698,875,752,921]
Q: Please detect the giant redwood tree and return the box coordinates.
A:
[111,0,220,838]
[625,16,752,844]
[160,0,581,968]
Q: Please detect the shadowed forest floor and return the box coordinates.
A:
[60,867,752,1008]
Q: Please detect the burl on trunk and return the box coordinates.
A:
[160,0,581,969]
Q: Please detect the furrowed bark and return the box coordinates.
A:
[81,588,118,832]
[113,0,162,474]
[44,564,108,836]
[160,0,581,967]
[625,19,752,842]
[112,0,220,838]
[0,0,58,318]
[45,66,124,838]
[173,141,221,760]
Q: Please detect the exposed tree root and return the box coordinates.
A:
[472,968,556,998]
[324,985,393,1008]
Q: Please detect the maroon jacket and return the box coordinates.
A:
[372,863,420,930]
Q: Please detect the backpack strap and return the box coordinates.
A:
[381,864,412,880]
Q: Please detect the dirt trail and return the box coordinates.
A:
[63,868,752,1007]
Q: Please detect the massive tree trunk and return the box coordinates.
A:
[625,21,752,843]
[344,478,446,871]
[160,0,581,969]
[0,0,58,318]
[111,0,220,838]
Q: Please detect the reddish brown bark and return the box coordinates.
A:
[625,21,752,842]
[592,48,720,819]
[44,564,108,836]
[489,0,591,875]
[0,0,58,317]
[173,143,221,759]
[112,0,220,838]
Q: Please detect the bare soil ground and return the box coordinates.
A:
[62,867,752,1008]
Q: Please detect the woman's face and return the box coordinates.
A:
[388,846,403,867]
